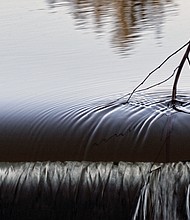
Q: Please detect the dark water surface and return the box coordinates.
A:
[1,91,190,162]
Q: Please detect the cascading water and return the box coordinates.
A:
[0,161,190,220]
[0,40,190,219]
[0,91,190,219]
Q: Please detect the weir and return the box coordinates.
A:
[0,161,190,220]
[0,92,190,219]
[0,42,190,219]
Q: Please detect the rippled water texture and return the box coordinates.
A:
[1,0,190,103]
[0,161,190,220]
[1,1,190,218]
[1,91,190,162]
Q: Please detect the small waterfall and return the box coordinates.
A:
[0,161,190,219]
[1,92,190,219]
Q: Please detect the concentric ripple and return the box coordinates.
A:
[1,91,190,162]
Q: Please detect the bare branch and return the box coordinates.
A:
[126,40,190,103]
[171,42,190,105]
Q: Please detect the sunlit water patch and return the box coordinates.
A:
[1,0,190,104]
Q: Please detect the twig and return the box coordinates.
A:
[120,66,179,105]
[187,56,190,67]
[171,42,190,105]
[126,40,190,103]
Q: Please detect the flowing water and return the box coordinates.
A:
[1,91,190,163]
[0,161,190,220]
[1,0,190,219]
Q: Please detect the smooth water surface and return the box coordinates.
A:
[0,0,190,104]
[1,91,190,162]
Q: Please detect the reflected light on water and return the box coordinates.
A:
[1,0,189,104]
[46,0,178,55]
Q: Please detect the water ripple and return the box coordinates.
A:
[1,91,190,162]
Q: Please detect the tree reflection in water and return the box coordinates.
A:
[46,0,178,54]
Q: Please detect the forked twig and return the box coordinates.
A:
[126,40,190,103]
[171,42,190,105]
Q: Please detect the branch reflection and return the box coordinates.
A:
[47,0,177,54]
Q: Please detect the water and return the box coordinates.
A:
[0,0,190,104]
[1,1,190,218]
[0,161,190,220]
[1,91,190,163]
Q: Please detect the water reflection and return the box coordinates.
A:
[46,0,178,54]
